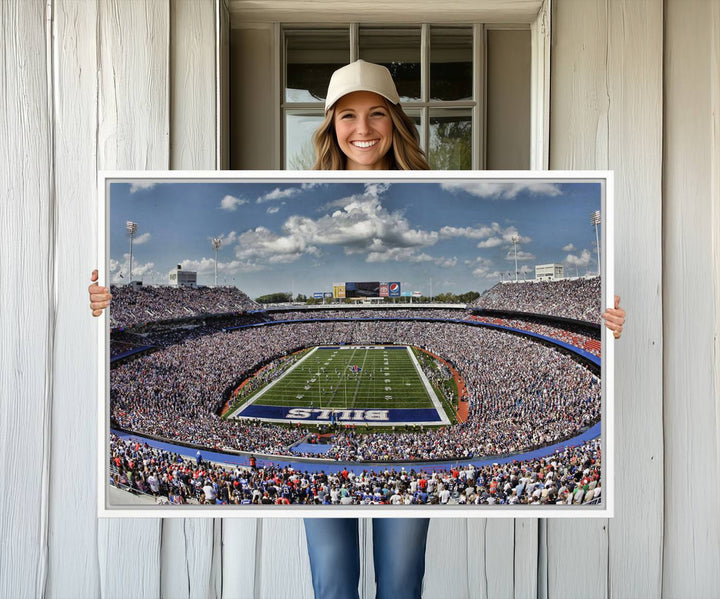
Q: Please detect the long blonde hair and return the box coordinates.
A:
[312,100,430,171]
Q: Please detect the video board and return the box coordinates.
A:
[341,281,401,298]
[345,281,379,298]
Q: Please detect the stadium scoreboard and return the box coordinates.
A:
[333,281,401,299]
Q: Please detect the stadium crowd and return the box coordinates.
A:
[469,315,601,358]
[271,309,602,358]
[108,277,603,331]
[109,433,601,506]
[266,309,468,322]
[111,319,600,461]
[469,277,602,323]
[109,285,260,328]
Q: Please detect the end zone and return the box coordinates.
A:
[234,404,445,425]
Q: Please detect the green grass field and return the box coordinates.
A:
[237,346,438,413]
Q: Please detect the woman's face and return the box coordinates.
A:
[333,91,394,170]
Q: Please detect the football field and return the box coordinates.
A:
[228,346,451,426]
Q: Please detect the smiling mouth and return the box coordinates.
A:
[350,140,379,149]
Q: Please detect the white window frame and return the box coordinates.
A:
[282,24,501,170]
[228,0,551,170]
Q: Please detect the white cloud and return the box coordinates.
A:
[129,181,157,193]
[472,266,489,278]
[470,257,494,278]
[478,225,531,248]
[440,181,562,199]
[565,249,592,266]
[237,188,440,265]
[235,226,319,264]
[267,206,280,214]
[477,237,504,249]
[435,256,458,268]
[505,250,535,261]
[208,231,237,247]
[109,254,156,285]
[177,257,264,275]
[439,225,496,239]
[562,243,576,252]
[220,231,238,245]
[220,195,248,211]
[323,197,438,251]
[133,232,151,245]
[440,222,530,248]
[367,247,434,263]
[498,226,531,244]
[363,182,390,197]
[257,187,301,203]
[366,248,456,267]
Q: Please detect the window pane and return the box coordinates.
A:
[285,112,324,169]
[286,30,349,103]
[359,28,421,102]
[430,27,473,101]
[429,109,472,170]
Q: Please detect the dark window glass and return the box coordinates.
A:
[430,27,473,101]
[359,28,421,102]
[286,30,350,103]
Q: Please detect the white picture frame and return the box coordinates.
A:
[98,170,614,518]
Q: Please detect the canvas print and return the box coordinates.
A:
[100,172,612,517]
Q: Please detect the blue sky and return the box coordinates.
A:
[109,179,602,298]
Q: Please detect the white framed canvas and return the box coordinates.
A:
[97,170,614,518]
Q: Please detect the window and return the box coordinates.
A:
[283,25,496,170]
[228,22,537,170]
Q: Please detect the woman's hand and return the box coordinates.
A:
[602,295,625,339]
[89,269,112,317]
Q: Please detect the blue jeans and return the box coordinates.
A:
[304,517,430,599]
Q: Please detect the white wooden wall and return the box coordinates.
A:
[549,2,665,596]
[1,1,718,597]
[662,1,720,595]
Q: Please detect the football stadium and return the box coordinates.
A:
[109,277,604,508]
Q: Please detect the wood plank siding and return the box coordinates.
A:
[1,0,718,597]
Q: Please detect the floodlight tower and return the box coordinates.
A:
[126,221,138,282]
[211,237,223,287]
[511,235,519,282]
[591,210,601,275]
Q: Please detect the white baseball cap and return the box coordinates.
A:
[324,60,400,112]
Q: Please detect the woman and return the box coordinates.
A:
[89,60,626,599]
[303,61,433,599]
[312,60,429,172]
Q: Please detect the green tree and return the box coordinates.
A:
[458,291,480,303]
[255,292,292,304]
[429,119,472,170]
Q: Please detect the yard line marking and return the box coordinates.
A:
[406,346,450,425]
[226,346,319,418]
